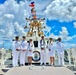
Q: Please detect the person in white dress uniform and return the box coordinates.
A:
[27,39,34,65]
[56,37,64,66]
[20,36,28,66]
[40,36,46,65]
[12,36,20,67]
[48,38,54,65]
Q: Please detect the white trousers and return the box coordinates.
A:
[57,52,64,65]
[20,51,26,65]
[13,51,20,67]
[40,50,46,65]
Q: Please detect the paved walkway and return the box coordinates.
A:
[4,66,74,75]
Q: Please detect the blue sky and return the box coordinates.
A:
[0,0,76,49]
[47,20,76,36]
[0,0,6,4]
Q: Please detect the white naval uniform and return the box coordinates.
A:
[40,40,46,65]
[20,40,28,65]
[56,42,64,65]
[12,41,20,67]
[27,42,34,57]
[48,42,54,57]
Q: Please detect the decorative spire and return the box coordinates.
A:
[29,2,36,19]
[24,2,45,37]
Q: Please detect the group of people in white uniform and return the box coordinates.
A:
[12,36,64,67]
[40,36,64,66]
[12,36,34,67]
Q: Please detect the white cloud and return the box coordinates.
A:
[55,30,57,32]
[49,27,73,41]
[59,27,72,41]
[70,44,76,48]
[59,27,69,38]
[0,22,15,38]
[59,27,76,41]
[33,0,52,11]
[52,26,55,29]
[44,0,76,22]
[73,22,76,28]
[0,0,30,40]
[43,25,51,32]
[0,29,5,34]
[3,14,14,19]
[72,35,76,38]
[0,40,3,45]
[14,22,26,36]
[63,43,76,49]
[49,33,58,39]
[42,24,52,36]
[26,0,53,17]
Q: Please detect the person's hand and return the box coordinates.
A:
[16,49,20,51]
[41,48,44,50]
[22,50,26,51]
[29,50,32,52]
[49,49,51,51]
